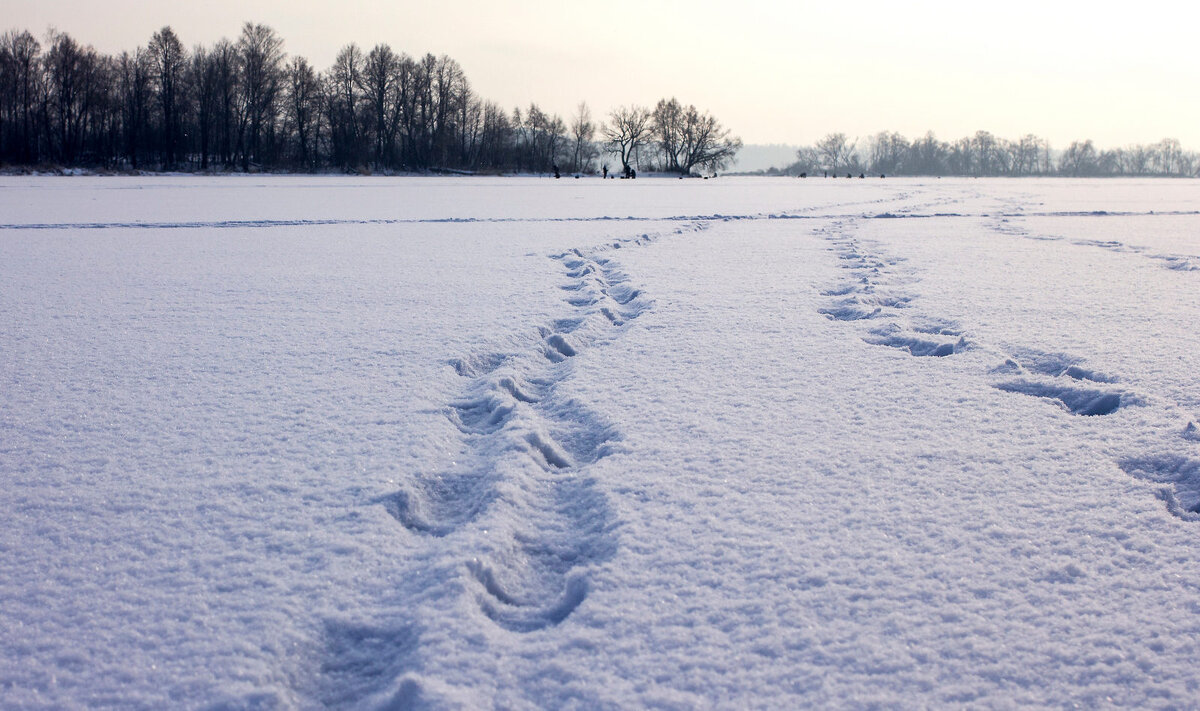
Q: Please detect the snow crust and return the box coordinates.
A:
[2,176,1199,708]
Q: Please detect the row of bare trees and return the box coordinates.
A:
[0,24,741,175]
[779,131,1198,177]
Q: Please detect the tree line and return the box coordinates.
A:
[772,131,1199,178]
[0,24,741,175]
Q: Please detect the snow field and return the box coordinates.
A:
[2,176,1200,708]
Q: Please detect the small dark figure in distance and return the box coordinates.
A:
[859,173,864,179]
[553,164,560,179]
[846,173,852,179]
[630,168,637,179]
[800,172,807,178]
[602,165,608,179]
[880,174,885,179]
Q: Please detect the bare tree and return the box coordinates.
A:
[1156,138,1182,175]
[362,44,397,166]
[675,104,741,174]
[284,56,318,169]
[117,48,151,168]
[0,30,42,163]
[815,132,858,174]
[327,43,364,168]
[652,97,684,171]
[602,104,651,175]
[235,22,284,170]
[570,101,596,173]
[867,131,909,175]
[149,26,185,166]
[189,44,220,170]
[1059,140,1099,176]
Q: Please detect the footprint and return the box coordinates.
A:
[909,316,963,336]
[1003,348,1116,383]
[448,352,508,378]
[819,304,883,321]
[866,331,962,357]
[382,474,493,537]
[994,380,1123,416]
[450,394,516,435]
[544,333,577,360]
[605,285,643,305]
[524,431,572,469]
[467,560,589,633]
[1118,456,1200,519]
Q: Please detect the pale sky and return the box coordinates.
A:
[9,0,1200,148]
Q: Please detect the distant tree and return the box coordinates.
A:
[327,43,364,168]
[815,132,859,173]
[1156,138,1182,175]
[1009,134,1047,176]
[603,104,652,174]
[117,48,151,168]
[235,22,284,170]
[207,39,238,167]
[363,44,398,167]
[970,130,1002,175]
[675,104,741,174]
[189,44,220,170]
[652,97,684,171]
[867,131,909,175]
[148,26,185,167]
[907,131,948,175]
[44,31,88,164]
[0,31,42,163]
[570,101,596,173]
[283,56,319,169]
[1059,140,1099,176]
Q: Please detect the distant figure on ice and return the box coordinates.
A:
[602,164,608,179]
[630,167,637,179]
[553,164,560,179]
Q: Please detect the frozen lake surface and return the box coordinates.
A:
[2,176,1200,708]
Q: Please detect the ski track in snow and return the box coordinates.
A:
[817,216,1200,520]
[4,207,1199,234]
[987,202,1200,272]
[384,222,706,634]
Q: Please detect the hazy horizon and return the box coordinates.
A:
[7,0,1200,149]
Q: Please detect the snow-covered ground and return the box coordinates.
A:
[2,176,1199,709]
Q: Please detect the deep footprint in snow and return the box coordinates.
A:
[1000,347,1116,383]
[382,473,494,537]
[468,560,589,633]
[819,304,883,321]
[449,352,509,378]
[994,380,1124,416]
[465,476,616,632]
[524,431,573,469]
[866,332,962,357]
[318,620,419,706]
[1118,456,1200,519]
[544,333,577,360]
[450,394,517,435]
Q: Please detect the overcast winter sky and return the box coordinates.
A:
[9,0,1200,148]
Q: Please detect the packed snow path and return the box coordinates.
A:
[2,176,1200,708]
